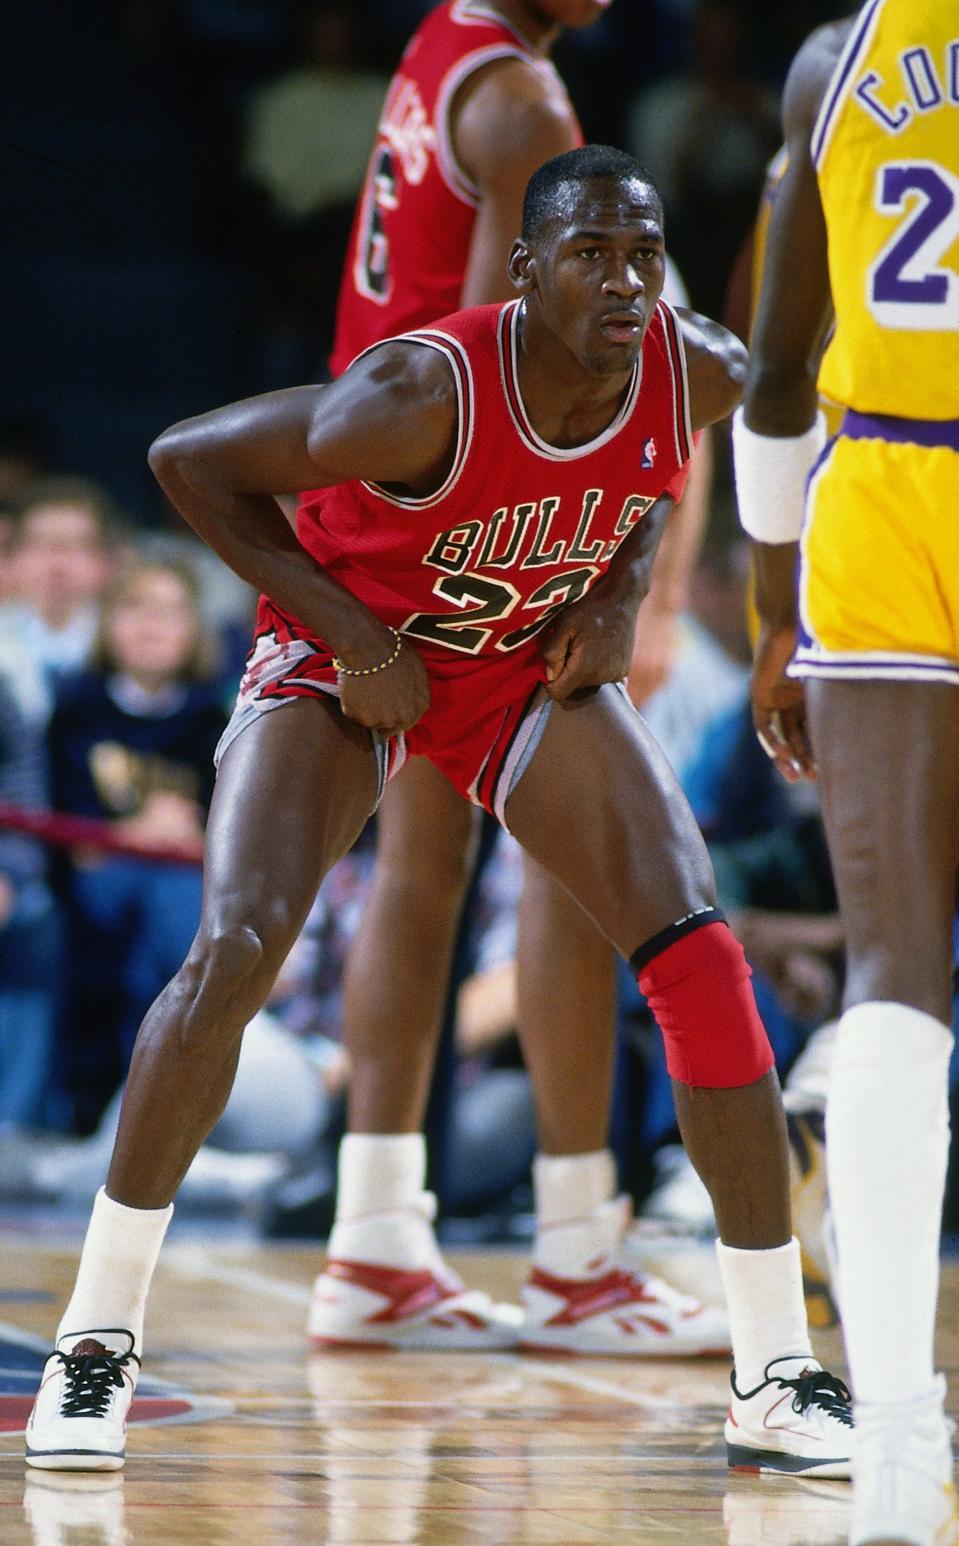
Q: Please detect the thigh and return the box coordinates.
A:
[198,695,380,961]
[504,684,716,959]
[807,678,959,1022]
[375,753,479,883]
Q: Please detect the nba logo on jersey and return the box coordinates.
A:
[641,437,657,469]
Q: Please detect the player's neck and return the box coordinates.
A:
[515,304,637,448]
[483,1,562,57]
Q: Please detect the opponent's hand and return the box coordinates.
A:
[751,623,816,783]
[541,588,639,701]
[337,640,430,735]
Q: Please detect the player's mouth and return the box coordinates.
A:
[599,310,644,343]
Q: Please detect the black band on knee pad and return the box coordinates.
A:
[629,906,726,976]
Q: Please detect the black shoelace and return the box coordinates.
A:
[56,1350,136,1419]
[784,1368,854,1427]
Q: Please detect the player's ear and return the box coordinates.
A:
[508,238,536,295]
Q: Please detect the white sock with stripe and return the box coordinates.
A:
[827,1001,952,1404]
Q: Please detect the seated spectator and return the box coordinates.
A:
[0,675,62,1132]
[0,478,120,726]
[47,558,227,1129]
[239,1,389,381]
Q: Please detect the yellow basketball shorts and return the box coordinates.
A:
[792,411,959,685]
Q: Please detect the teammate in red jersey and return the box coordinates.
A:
[320,0,722,1356]
[26,149,852,1478]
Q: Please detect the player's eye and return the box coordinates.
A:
[577,247,602,260]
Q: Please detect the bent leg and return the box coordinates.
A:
[505,684,790,1251]
[108,697,380,1209]
[342,755,479,1133]
[516,855,616,1158]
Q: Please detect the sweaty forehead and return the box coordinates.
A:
[543,177,663,243]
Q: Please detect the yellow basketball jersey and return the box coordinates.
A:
[813,0,959,419]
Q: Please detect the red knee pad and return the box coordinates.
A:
[635,919,774,1088]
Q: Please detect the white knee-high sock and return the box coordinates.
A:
[57,1187,173,1355]
[827,1001,952,1405]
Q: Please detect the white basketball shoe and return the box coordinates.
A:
[308,1192,522,1350]
[726,1355,854,1478]
[25,1330,139,1472]
[521,1196,731,1356]
[851,1378,958,1546]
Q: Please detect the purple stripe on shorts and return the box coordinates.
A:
[842,410,959,451]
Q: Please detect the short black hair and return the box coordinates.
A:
[522,145,661,243]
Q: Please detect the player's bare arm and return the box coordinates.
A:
[148,345,459,734]
[677,309,748,431]
[455,56,581,306]
[739,19,849,785]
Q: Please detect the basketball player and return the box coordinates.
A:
[317,0,721,1354]
[733,3,958,1541]
[25,147,854,1480]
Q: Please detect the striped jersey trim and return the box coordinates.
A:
[357,329,475,509]
[811,0,887,169]
[656,300,693,465]
[451,0,534,48]
[497,301,642,460]
[435,43,532,206]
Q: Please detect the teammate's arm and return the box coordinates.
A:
[737,22,846,783]
[455,58,580,307]
[148,346,459,733]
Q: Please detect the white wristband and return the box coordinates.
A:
[732,407,827,544]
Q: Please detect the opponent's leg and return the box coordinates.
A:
[27,698,379,1471]
[808,679,959,1546]
[311,757,520,1350]
[517,857,731,1356]
[506,685,851,1474]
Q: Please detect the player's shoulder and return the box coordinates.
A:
[455,52,578,171]
[783,14,856,134]
[670,305,747,428]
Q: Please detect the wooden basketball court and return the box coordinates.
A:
[1,1229,957,1544]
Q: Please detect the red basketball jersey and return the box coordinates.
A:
[264,299,692,708]
[329,1,579,377]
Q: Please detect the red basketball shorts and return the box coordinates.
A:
[216,606,554,822]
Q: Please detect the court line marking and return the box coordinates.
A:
[159,1258,715,1424]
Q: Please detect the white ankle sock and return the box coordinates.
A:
[827,1001,952,1405]
[328,1133,439,1270]
[532,1150,619,1274]
[715,1237,812,1391]
[57,1187,173,1355]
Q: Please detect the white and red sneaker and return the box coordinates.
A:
[520,1198,730,1357]
[25,1330,139,1472]
[308,1192,522,1350]
[520,1261,731,1356]
[309,1258,523,1350]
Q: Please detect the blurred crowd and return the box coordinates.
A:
[1,0,957,1241]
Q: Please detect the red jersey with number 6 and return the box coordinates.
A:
[329,1,580,377]
[258,299,692,712]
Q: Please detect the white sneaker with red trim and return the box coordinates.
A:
[520,1198,730,1357]
[307,1193,522,1350]
[25,1330,139,1472]
[725,1355,854,1478]
[308,1257,523,1349]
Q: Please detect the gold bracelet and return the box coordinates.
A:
[332,628,403,677]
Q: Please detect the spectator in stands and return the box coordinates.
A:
[47,558,226,1128]
[0,675,62,1132]
[0,479,120,725]
[239,1,389,382]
